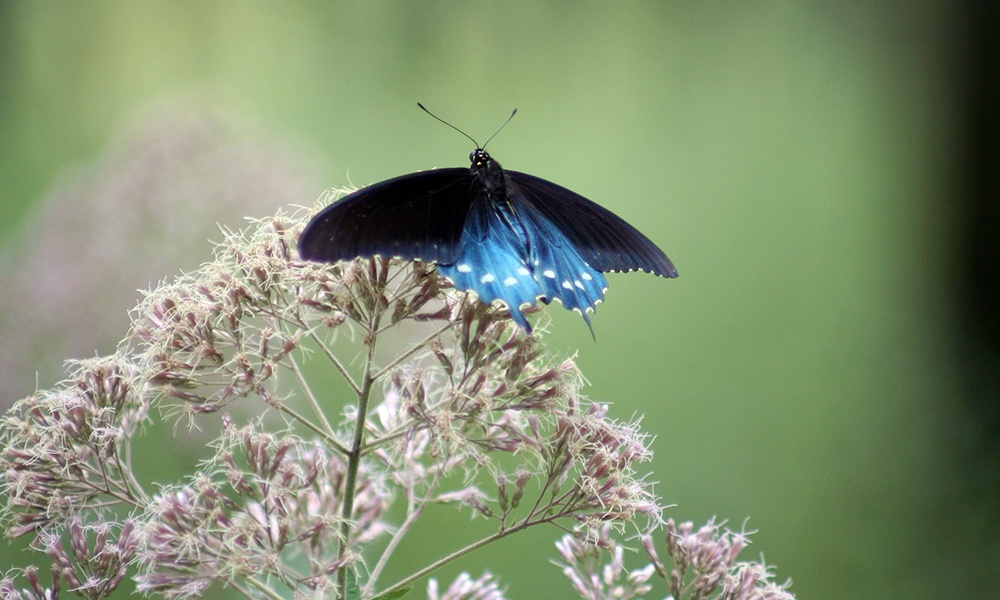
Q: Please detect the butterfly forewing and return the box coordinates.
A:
[505,171,678,278]
[299,169,477,264]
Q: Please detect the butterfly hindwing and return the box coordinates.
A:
[299,169,476,264]
[512,198,607,324]
[437,198,541,330]
[438,190,608,333]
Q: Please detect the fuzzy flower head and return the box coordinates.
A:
[427,572,508,600]
[136,426,389,599]
[0,566,61,600]
[0,356,147,537]
[640,519,796,600]
[556,524,655,600]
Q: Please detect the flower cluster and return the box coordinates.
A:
[0,207,696,599]
[426,572,507,600]
[556,519,796,600]
[557,524,655,600]
[40,517,139,598]
[136,426,389,598]
[0,355,146,537]
[1,566,60,600]
[645,519,795,600]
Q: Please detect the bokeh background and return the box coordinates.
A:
[1,2,997,599]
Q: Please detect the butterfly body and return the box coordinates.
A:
[299,148,677,333]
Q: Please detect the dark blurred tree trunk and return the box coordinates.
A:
[958,0,1000,502]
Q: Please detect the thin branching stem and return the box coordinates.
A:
[122,436,151,504]
[274,401,348,455]
[243,575,288,600]
[376,515,560,599]
[308,329,361,396]
[364,466,444,595]
[109,445,139,502]
[71,465,140,508]
[286,350,338,439]
[372,321,455,381]
[364,502,423,596]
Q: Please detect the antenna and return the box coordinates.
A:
[417,103,517,149]
[483,108,517,149]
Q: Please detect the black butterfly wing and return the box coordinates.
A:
[505,171,678,278]
[299,168,478,264]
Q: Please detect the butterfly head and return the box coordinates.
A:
[470,148,491,168]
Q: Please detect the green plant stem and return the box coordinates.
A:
[337,312,382,599]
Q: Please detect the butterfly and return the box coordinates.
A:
[298,105,678,334]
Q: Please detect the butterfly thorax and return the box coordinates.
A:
[470,149,506,199]
[470,149,531,252]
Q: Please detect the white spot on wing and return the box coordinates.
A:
[581,273,593,281]
[562,281,573,290]
[543,270,556,279]
[480,274,496,284]
[504,276,518,286]
[457,264,472,273]
[517,267,531,276]
[574,280,584,289]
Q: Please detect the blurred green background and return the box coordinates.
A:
[2,2,997,599]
